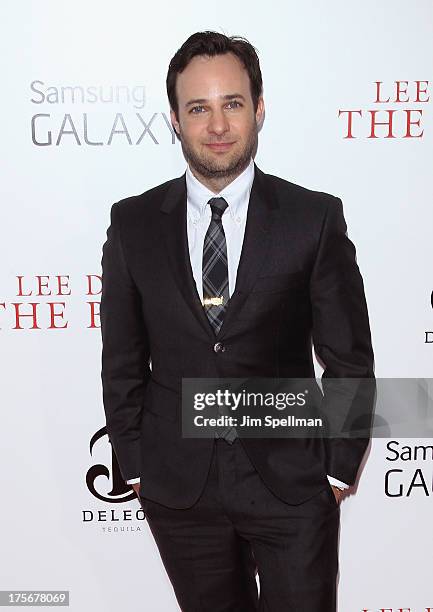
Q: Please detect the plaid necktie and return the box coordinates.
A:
[202,197,237,444]
[202,197,230,334]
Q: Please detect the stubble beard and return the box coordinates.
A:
[179,124,258,181]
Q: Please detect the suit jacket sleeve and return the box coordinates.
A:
[100,201,151,482]
[310,196,375,486]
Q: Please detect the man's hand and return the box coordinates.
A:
[331,486,344,505]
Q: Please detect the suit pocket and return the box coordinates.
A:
[325,480,339,508]
[251,271,307,294]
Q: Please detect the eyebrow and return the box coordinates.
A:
[184,93,246,108]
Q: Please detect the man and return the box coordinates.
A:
[100,31,375,611]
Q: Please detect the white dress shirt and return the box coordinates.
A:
[126,158,348,491]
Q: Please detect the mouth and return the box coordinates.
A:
[204,142,235,152]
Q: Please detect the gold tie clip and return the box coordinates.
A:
[203,296,224,306]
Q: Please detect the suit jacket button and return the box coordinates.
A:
[213,342,225,353]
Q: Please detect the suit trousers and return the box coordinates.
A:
[140,438,340,612]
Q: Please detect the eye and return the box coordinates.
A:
[190,105,205,114]
[227,100,242,109]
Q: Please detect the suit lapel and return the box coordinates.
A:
[159,163,279,340]
[217,164,279,338]
[160,174,215,339]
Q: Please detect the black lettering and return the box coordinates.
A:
[386,440,399,461]
[407,468,429,496]
[385,469,403,497]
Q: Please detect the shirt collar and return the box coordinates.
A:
[186,157,255,221]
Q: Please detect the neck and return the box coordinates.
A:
[188,161,250,194]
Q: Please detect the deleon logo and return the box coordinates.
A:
[86,427,136,503]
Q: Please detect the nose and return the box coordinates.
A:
[207,108,229,137]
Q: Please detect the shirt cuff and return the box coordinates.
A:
[327,475,349,490]
[126,477,141,485]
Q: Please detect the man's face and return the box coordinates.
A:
[170,52,264,180]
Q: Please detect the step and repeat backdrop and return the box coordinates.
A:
[1,1,432,610]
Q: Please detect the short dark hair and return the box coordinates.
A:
[166,31,263,119]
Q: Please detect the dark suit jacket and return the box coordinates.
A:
[100,163,375,507]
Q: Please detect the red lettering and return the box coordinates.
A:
[404,109,424,138]
[57,275,71,296]
[86,274,102,295]
[48,302,67,329]
[375,80,430,102]
[13,303,40,329]
[338,109,362,138]
[87,301,100,328]
[368,110,397,138]
[374,81,390,103]
[17,276,32,296]
[0,302,5,330]
[395,81,409,103]
[37,275,51,296]
[415,80,430,102]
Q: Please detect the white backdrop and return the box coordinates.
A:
[1,1,432,610]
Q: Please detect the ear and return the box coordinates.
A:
[170,109,180,135]
[255,96,265,125]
